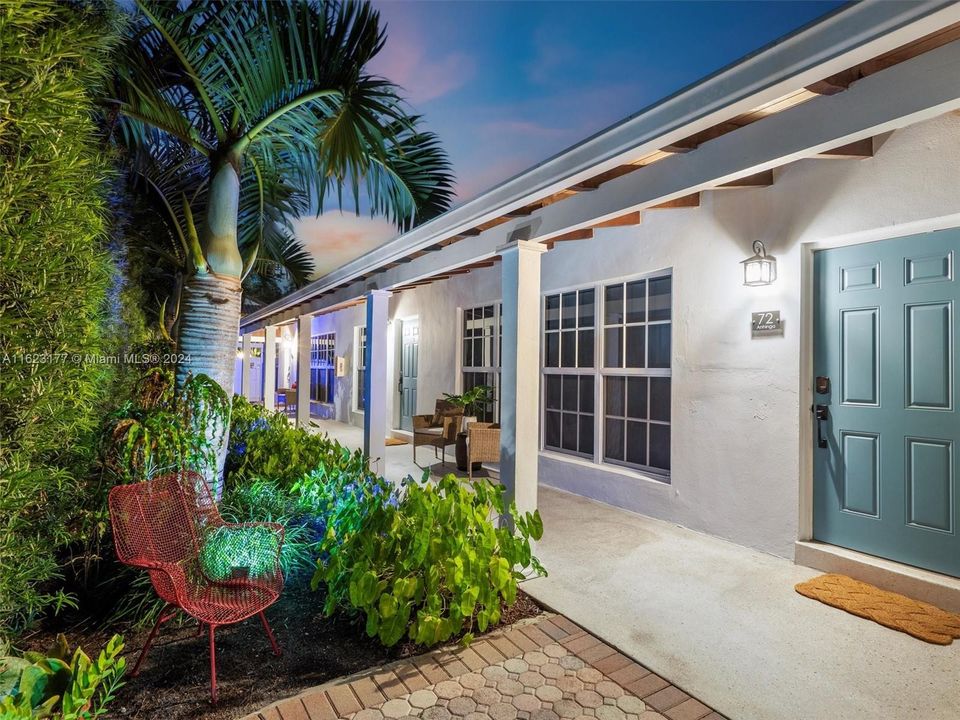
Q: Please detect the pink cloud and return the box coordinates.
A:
[368,12,474,104]
[453,156,531,203]
[479,120,569,139]
[292,212,398,279]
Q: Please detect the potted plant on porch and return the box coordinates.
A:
[442,385,493,471]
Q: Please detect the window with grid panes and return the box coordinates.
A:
[355,326,367,412]
[602,275,671,475]
[462,304,500,422]
[542,288,595,457]
[310,333,335,404]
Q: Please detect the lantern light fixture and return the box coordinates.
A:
[741,240,777,286]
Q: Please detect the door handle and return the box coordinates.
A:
[814,404,829,448]
[398,375,403,393]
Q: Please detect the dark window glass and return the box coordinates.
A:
[578,416,594,456]
[604,327,622,368]
[604,418,624,461]
[626,421,648,466]
[625,326,646,368]
[561,292,577,329]
[562,375,579,412]
[650,377,671,422]
[545,375,562,410]
[648,324,671,368]
[560,330,576,367]
[473,338,483,365]
[577,329,594,368]
[545,333,559,367]
[561,413,578,451]
[605,376,625,416]
[625,280,646,324]
[545,295,560,331]
[463,339,473,367]
[605,284,624,325]
[650,424,671,471]
[648,276,672,321]
[627,377,648,419]
[578,289,595,327]
[579,376,594,414]
[545,410,561,448]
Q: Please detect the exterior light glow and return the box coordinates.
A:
[741,240,777,286]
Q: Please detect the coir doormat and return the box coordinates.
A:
[795,573,960,645]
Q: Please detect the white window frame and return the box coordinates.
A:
[353,325,367,414]
[540,268,673,482]
[457,301,502,422]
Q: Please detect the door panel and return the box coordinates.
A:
[814,229,960,577]
[399,319,419,431]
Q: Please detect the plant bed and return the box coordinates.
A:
[18,578,542,720]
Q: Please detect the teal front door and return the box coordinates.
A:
[813,229,959,577]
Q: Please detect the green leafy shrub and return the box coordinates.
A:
[0,634,125,719]
[227,396,356,488]
[101,367,229,482]
[199,526,280,581]
[313,473,545,648]
[223,401,393,576]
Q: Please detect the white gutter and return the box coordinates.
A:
[242,0,960,330]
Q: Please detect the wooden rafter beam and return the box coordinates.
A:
[544,228,593,250]
[573,164,640,191]
[650,193,701,209]
[592,211,642,228]
[816,137,873,159]
[716,169,774,189]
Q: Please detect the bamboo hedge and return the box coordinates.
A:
[0,0,138,643]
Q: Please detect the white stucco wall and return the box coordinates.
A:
[539,113,960,559]
[308,113,960,560]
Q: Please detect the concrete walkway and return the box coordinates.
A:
[310,419,960,720]
[525,488,960,720]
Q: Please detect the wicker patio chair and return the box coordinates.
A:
[467,422,501,479]
[412,399,462,465]
[108,471,283,704]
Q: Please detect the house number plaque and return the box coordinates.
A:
[751,310,783,338]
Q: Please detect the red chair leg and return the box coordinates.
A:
[132,605,173,677]
[209,624,218,704]
[259,611,282,656]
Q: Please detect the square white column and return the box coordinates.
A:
[262,324,277,411]
[364,290,391,475]
[240,333,253,398]
[498,240,546,517]
[297,314,312,428]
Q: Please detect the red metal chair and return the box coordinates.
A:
[109,471,284,703]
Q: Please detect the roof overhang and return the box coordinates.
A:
[242,0,960,332]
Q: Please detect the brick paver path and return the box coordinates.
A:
[246,615,726,720]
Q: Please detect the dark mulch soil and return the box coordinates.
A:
[22,578,542,720]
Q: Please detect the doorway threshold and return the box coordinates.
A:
[795,540,960,613]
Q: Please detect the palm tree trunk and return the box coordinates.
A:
[175,162,245,498]
[175,272,242,498]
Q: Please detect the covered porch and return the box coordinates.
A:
[297,419,960,720]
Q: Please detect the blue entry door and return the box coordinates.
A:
[813,229,959,577]
[399,319,419,431]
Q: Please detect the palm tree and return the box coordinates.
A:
[119,133,316,338]
[109,0,455,487]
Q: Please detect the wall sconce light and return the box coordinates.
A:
[741,240,777,286]
[236,348,244,359]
